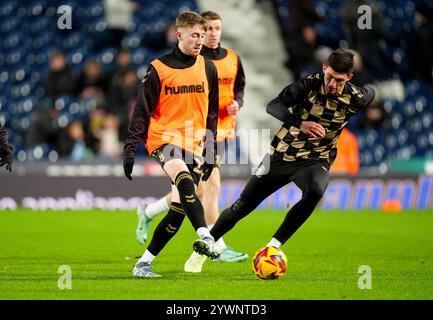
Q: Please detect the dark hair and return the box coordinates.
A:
[201,11,222,21]
[325,48,354,73]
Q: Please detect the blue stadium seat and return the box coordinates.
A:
[0,69,10,85]
[19,96,38,114]
[10,81,35,99]
[79,97,99,113]
[0,16,21,34]
[54,95,75,112]
[422,113,433,130]
[66,46,92,73]
[364,129,378,147]
[9,65,31,83]
[396,129,410,147]
[416,135,429,151]
[373,144,386,163]
[0,1,18,19]
[25,48,48,68]
[131,48,150,65]
[2,31,23,49]
[27,0,48,17]
[67,100,82,115]
[403,101,416,118]
[30,31,62,51]
[405,80,431,98]
[26,143,53,161]
[405,118,423,134]
[385,135,398,151]
[121,32,142,49]
[28,15,50,33]
[5,47,27,66]
[413,96,428,113]
[360,149,374,166]
[140,1,166,20]
[63,32,91,51]
[83,17,108,34]
[96,47,119,71]
[18,114,32,131]
[84,2,104,18]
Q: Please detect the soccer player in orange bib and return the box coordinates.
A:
[134,11,248,272]
[123,11,220,278]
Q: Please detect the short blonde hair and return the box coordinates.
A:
[175,11,207,31]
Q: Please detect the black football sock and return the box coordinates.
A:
[272,188,323,244]
[147,202,186,256]
[210,198,253,241]
[175,171,207,230]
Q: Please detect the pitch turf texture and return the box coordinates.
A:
[1,209,432,300]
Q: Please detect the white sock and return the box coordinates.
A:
[267,238,282,248]
[138,249,156,264]
[215,238,227,252]
[196,227,213,240]
[205,224,225,250]
[145,196,170,219]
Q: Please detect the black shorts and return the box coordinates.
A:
[151,144,202,185]
[236,154,330,209]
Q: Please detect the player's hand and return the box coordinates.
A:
[0,150,13,172]
[123,157,135,180]
[227,100,239,116]
[201,162,214,181]
[300,121,326,138]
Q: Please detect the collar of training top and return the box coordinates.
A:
[172,45,198,65]
[201,44,227,60]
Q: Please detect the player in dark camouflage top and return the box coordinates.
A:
[268,71,373,163]
[201,49,375,253]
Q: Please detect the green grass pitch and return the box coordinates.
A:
[0,208,432,300]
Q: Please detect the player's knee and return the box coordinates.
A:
[197,173,220,201]
[196,184,205,199]
[175,171,195,190]
[304,183,326,201]
[208,176,221,198]
[175,171,197,200]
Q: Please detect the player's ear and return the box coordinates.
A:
[347,73,353,81]
[176,31,182,41]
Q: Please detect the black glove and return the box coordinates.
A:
[201,162,214,181]
[123,157,134,180]
[0,148,13,172]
